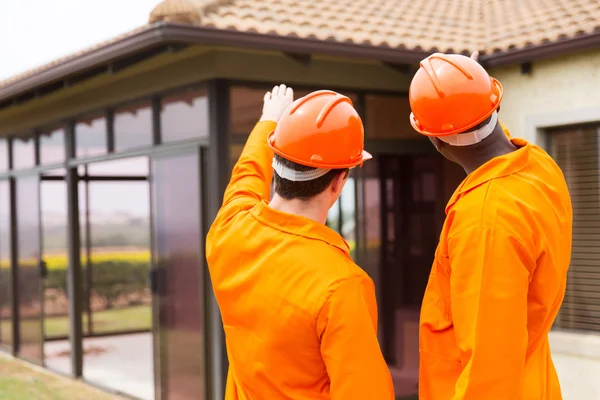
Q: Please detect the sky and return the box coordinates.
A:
[0,0,159,217]
[0,0,159,80]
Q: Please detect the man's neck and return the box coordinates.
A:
[458,130,520,174]
[269,194,329,224]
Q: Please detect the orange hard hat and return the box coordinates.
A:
[267,90,372,169]
[409,53,503,137]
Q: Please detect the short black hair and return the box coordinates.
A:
[273,154,349,200]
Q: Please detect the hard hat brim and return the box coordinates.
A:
[268,130,372,169]
[410,78,504,137]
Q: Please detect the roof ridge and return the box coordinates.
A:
[149,0,237,24]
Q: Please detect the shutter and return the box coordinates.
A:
[550,125,600,332]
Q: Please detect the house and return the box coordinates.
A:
[0,0,599,399]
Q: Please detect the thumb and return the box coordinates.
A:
[470,50,480,61]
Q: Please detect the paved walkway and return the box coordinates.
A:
[45,332,154,400]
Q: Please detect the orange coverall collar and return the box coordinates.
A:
[447,137,531,212]
[251,200,351,256]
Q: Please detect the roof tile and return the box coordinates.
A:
[3,0,600,91]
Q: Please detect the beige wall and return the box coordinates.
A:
[490,49,600,147]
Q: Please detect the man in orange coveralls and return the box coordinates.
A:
[409,53,572,400]
[206,84,394,399]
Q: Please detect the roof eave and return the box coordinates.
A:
[480,31,600,68]
[3,22,600,105]
[0,22,431,104]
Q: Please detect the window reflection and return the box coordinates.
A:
[86,157,149,176]
[0,180,11,347]
[230,86,358,136]
[365,95,417,139]
[161,89,209,142]
[152,152,204,399]
[0,139,8,172]
[40,127,65,165]
[78,158,153,400]
[12,136,35,169]
[40,178,71,375]
[76,114,107,159]
[340,177,356,259]
[114,103,153,152]
[16,176,43,362]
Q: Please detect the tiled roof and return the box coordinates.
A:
[0,25,155,92]
[150,0,600,54]
[1,0,600,94]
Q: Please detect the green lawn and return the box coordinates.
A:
[0,356,125,400]
[0,305,151,342]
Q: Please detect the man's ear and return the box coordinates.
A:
[330,171,347,194]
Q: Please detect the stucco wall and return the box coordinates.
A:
[490,49,600,147]
[492,50,600,399]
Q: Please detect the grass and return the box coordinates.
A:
[0,355,125,400]
[0,305,151,342]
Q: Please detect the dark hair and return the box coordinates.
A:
[273,154,349,200]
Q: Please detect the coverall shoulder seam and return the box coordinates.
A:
[314,276,371,339]
[446,226,536,271]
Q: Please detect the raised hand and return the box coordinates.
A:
[260,84,294,124]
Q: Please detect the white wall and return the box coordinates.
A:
[493,50,600,399]
[490,49,600,145]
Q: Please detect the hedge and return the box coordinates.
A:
[0,252,151,310]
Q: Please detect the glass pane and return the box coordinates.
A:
[230,87,263,136]
[230,87,358,136]
[40,127,65,165]
[0,139,8,172]
[16,176,43,363]
[86,157,148,176]
[76,114,107,159]
[152,152,205,399]
[365,95,418,139]
[13,136,35,169]
[340,177,356,258]
[0,180,12,346]
[114,103,153,152]
[40,178,71,375]
[161,89,209,142]
[327,200,340,233]
[80,162,153,400]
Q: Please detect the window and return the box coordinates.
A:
[114,103,153,151]
[0,180,12,347]
[76,114,107,158]
[551,125,600,332]
[0,139,8,172]
[365,94,419,139]
[39,127,65,165]
[12,136,35,169]
[230,86,358,136]
[161,89,209,142]
[86,157,149,176]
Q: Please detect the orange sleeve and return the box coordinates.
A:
[316,277,394,400]
[448,227,533,399]
[222,120,275,209]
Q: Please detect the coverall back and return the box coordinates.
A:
[206,121,394,400]
[420,136,573,399]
